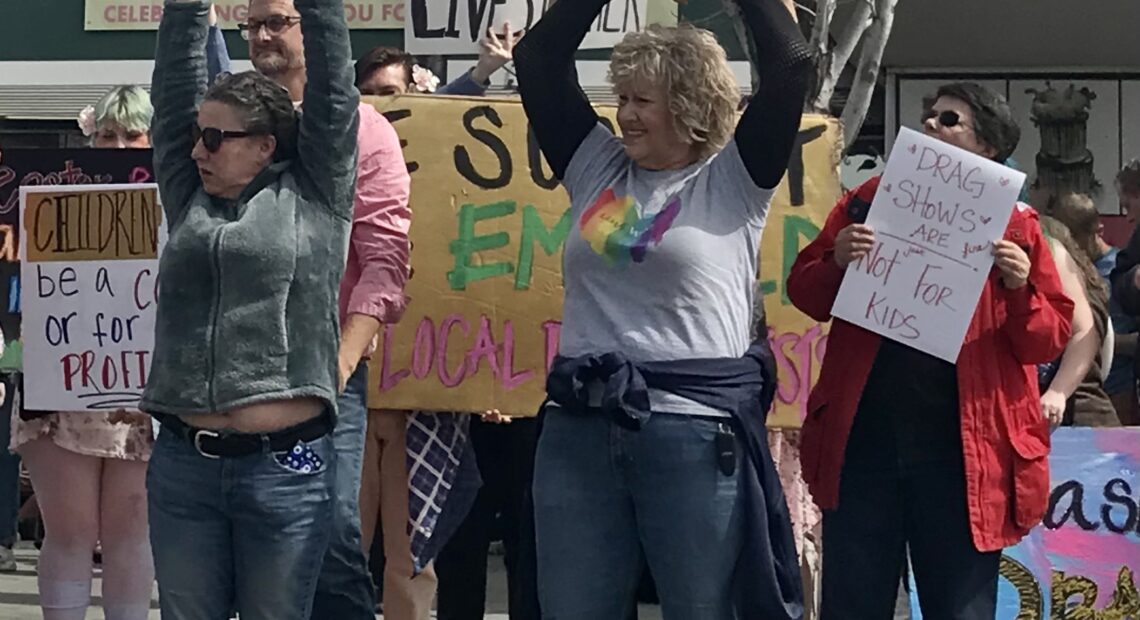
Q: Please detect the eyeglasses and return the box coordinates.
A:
[238,15,301,40]
[192,125,259,153]
[923,109,969,130]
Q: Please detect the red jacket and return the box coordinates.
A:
[788,176,1074,552]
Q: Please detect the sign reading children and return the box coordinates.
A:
[831,127,1026,362]
[19,184,164,411]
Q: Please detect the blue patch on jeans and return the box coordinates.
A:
[275,441,324,473]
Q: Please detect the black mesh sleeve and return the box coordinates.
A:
[734,0,813,189]
[511,0,610,180]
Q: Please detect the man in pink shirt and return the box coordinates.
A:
[241,1,411,617]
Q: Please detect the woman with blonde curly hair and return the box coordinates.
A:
[13,85,155,620]
[513,0,810,616]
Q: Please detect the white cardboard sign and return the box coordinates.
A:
[405,0,647,55]
[20,184,164,411]
[832,127,1026,362]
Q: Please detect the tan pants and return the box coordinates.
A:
[360,409,437,620]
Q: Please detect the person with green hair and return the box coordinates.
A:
[77,85,153,149]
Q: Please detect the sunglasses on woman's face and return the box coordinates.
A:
[192,126,256,153]
[924,109,966,129]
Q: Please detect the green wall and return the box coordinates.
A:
[1,0,746,62]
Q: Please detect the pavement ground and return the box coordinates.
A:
[0,543,666,620]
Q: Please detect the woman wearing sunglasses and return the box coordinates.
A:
[788,82,1073,618]
[142,0,358,618]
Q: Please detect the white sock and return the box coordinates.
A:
[38,578,91,620]
[103,602,154,620]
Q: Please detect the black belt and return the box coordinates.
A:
[157,412,333,459]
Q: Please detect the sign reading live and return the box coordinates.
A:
[0,149,155,372]
[19,185,164,411]
[367,95,840,426]
[831,127,1026,362]
[405,0,648,54]
[910,427,1140,619]
[85,0,405,30]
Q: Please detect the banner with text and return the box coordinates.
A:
[20,185,163,411]
[85,1,403,29]
[832,127,1025,362]
[910,427,1140,619]
[405,0,648,54]
[367,95,840,425]
[0,149,155,372]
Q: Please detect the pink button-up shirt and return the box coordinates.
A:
[339,103,412,353]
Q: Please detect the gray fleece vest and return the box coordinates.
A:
[140,0,359,416]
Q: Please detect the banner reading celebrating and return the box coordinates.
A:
[367,95,840,426]
[85,0,404,29]
[20,184,164,411]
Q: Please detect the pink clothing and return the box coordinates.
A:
[339,103,412,348]
[11,410,153,461]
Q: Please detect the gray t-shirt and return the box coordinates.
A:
[560,124,775,415]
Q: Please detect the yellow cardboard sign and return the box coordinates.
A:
[84,1,404,30]
[367,95,839,428]
[22,187,160,262]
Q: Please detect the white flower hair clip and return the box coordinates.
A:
[411,65,439,94]
[77,105,97,137]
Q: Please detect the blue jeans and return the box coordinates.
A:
[310,363,375,619]
[532,406,743,620]
[147,421,335,620]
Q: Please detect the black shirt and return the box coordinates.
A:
[843,339,963,472]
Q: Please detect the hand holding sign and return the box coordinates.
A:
[992,240,1030,289]
[834,223,875,268]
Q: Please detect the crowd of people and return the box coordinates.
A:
[0,0,1137,619]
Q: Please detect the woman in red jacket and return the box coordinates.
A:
[788,82,1073,619]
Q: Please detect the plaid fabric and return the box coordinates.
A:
[405,410,470,569]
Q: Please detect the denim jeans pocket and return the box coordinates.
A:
[273,439,329,474]
[678,414,724,442]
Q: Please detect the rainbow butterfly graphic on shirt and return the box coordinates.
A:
[579,188,682,266]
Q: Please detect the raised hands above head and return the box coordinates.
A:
[471,21,518,84]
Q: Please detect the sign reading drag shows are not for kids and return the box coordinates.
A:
[366,95,842,426]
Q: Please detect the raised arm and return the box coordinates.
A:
[733,0,812,189]
[151,0,210,227]
[206,4,232,85]
[437,69,489,97]
[512,0,607,179]
[295,0,360,219]
[439,24,517,96]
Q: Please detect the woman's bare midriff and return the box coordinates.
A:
[178,397,325,433]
